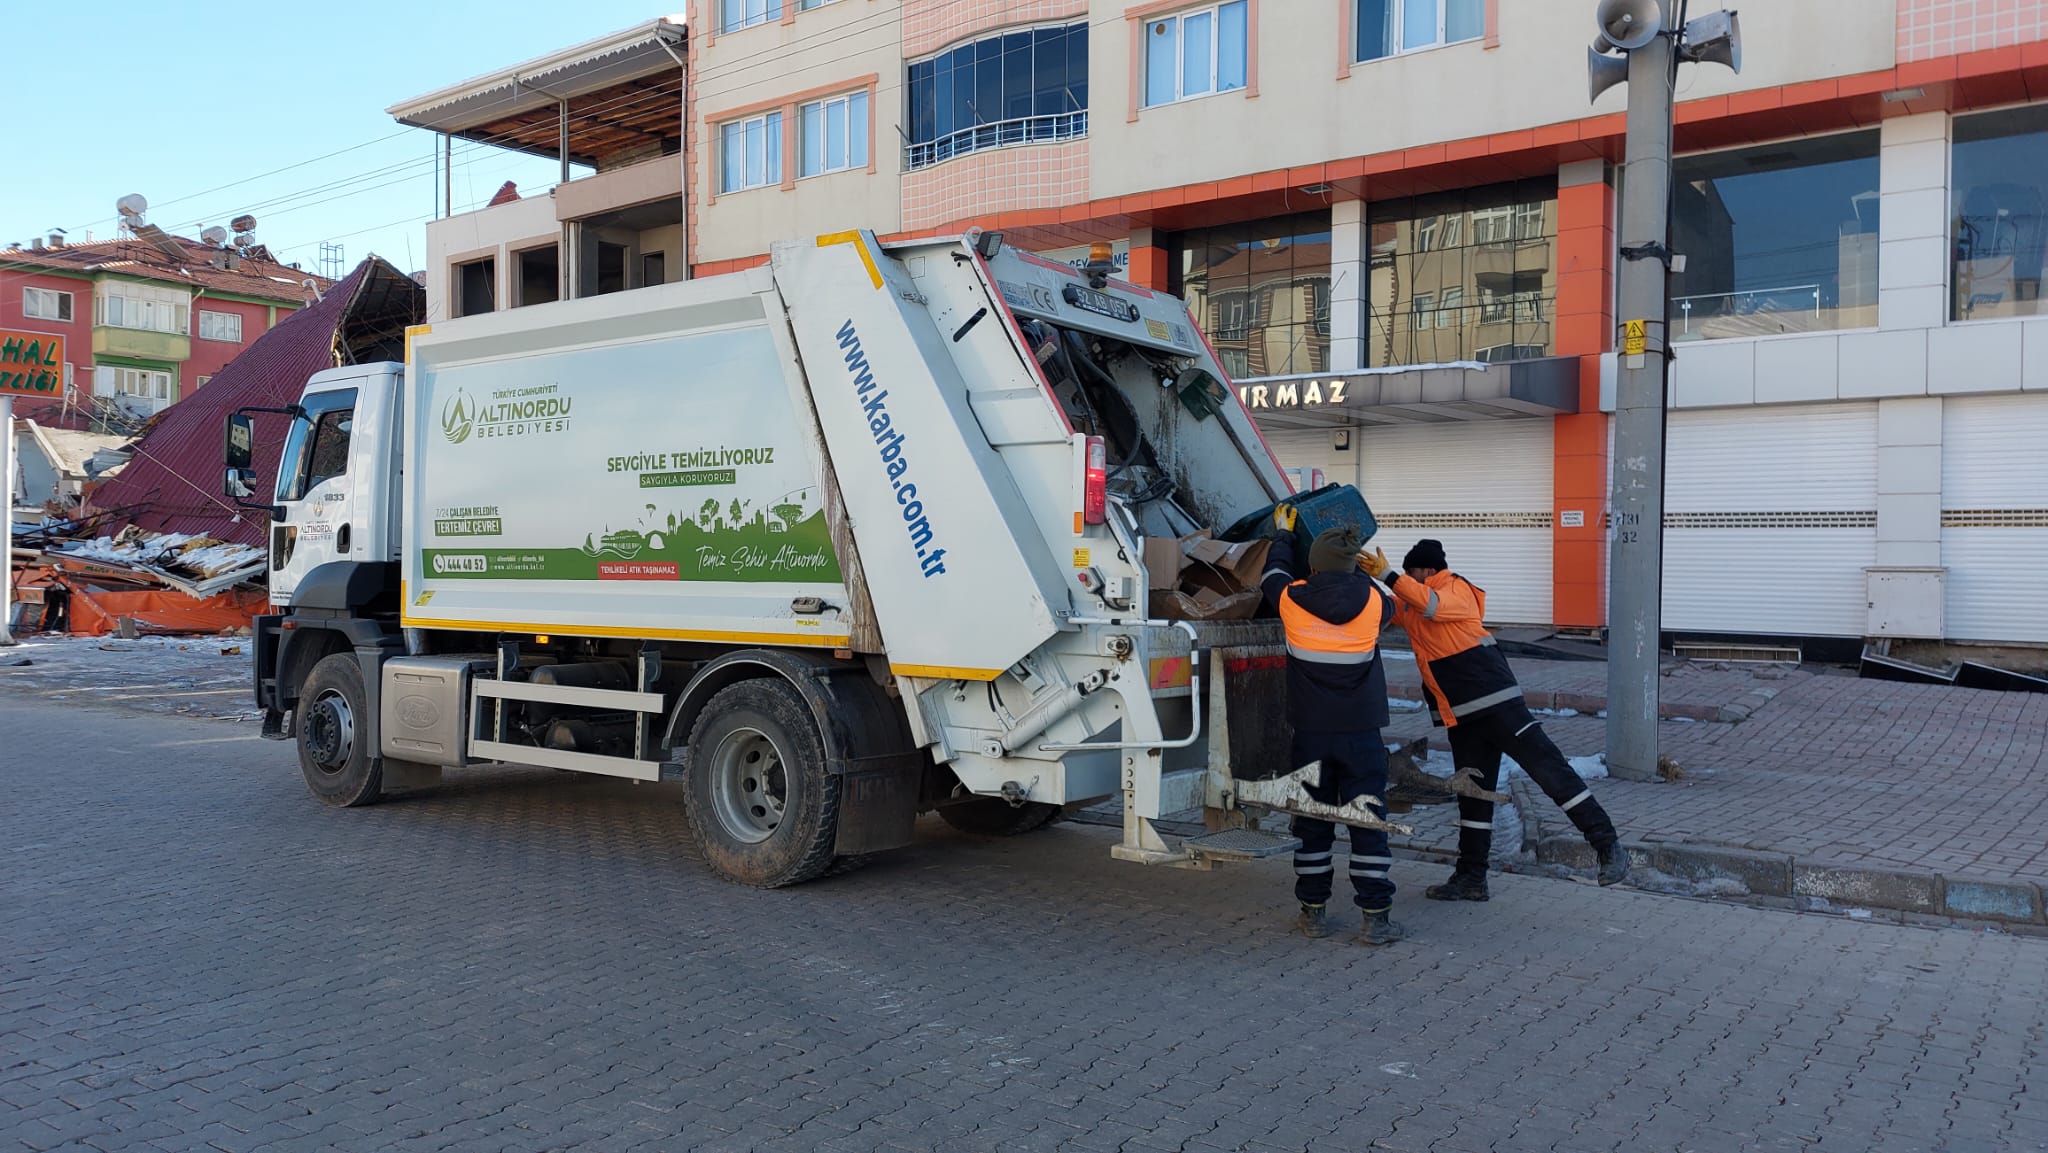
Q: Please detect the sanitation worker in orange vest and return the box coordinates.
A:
[1363,539,1630,899]
[1260,519,1407,946]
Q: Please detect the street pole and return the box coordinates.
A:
[1,393,16,646]
[1604,2,1675,781]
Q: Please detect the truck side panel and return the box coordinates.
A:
[773,233,1066,681]
[401,272,860,648]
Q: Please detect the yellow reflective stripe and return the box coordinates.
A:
[890,663,1004,682]
[404,323,431,365]
[817,230,884,289]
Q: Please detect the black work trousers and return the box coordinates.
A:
[1289,731,1395,911]
[1447,698,1619,874]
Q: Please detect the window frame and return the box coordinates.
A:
[798,90,870,178]
[719,110,785,193]
[96,285,190,335]
[197,309,243,343]
[1143,1,1251,108]
[23,286,72,322]
[905,21,1089,171]
[1354,0,1485,64]
[453,256,496,318]
[719,0,781,34]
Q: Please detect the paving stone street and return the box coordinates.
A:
[4,694,2046,1153]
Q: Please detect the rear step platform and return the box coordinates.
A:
[1182,828,1302,861]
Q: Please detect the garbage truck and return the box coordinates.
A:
[225,229,1440,888]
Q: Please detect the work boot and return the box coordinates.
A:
[1295,903,1330,939]
[1425,868,1491,902]
[1358,908,1408,946]
[1597,844,1631,887]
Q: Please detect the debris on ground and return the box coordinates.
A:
[1657,754,1688,781]
[8,525,268,638]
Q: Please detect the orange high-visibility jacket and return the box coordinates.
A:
[1385,569,1524,727]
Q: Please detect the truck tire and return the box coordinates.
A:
[938,798,1062,836]
[684,679,840,888]
[297,653,383,807]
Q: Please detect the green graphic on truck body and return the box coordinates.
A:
[417,327,844,585]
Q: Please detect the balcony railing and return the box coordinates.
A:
[1675,284,1822,339]
[906,111,1087,172]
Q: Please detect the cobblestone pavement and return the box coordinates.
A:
[4,698,2046,1153]
[1379,655,2048,886]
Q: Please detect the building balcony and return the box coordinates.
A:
[92,326,187,363]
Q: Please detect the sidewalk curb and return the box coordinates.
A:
[1532,834,2047,926]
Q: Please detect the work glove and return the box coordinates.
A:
[1358,546,1392,580]
[1272,503,1298,532]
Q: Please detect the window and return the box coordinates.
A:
[197,310,242,343]
[1172,211,1332,378]
[906,22,1088,170]
[797,0,838,8]
[1667,130,1880,341]
[24,287,71,322]
[1357,0,1483,62]
[96,284,190,335]
[454,257,495,317]
[720,111,784,192]
[1366,178,1558,368]
[276,389,357,503]
[642,251,666,288]
[800,91,870,177]
[516,246,558,307]
[1952,105,2048,321]
[719,0,780,33]
[1144,2,1249,107]
[94,366,174,405]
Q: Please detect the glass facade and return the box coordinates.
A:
[1953,104,2048,321]
[1668,130,1880,341]
[1171,212,1331,380]
[1365,178,1556,367]
[906,23,1087,171]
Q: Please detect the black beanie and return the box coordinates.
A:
[1403,539,1448,572]
[1308,527,1363,574]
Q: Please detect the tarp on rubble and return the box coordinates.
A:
[85,257,424,548]
[65,588,270,637]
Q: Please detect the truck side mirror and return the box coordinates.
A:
[224,412,255,471]
[225,468,257,500]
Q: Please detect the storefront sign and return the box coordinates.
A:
[1035,239,1130,275]
[0,329,65,397]
[1236,377,1350,410]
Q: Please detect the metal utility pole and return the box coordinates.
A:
[1588,1,1741,781]
[1,393,14,646]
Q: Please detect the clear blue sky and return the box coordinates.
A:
[3,2,678,278]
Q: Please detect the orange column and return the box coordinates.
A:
[1552,170,1614,629]
[1126,243,1168,292]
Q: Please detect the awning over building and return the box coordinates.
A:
[1235,356,1581,427]
[385,19,686,168]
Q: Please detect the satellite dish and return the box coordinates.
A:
[116,193,148,218]
[1595,0,1662,51]
[1588,43,1632,101]
[201,226,229,247]
[230,214,258,234]
[233,232,257,249]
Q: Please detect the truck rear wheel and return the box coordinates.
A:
[297,653,383,807]
[684,679,840,888]
[938,798,1062,836]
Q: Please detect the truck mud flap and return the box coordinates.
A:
[1215,644,1293,782]
[834,754,923,856]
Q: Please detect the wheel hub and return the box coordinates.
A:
[303,689,355,774]
[708,728,787,844]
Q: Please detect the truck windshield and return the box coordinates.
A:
[274,388,358,502]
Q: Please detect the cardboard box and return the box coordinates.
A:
[1143,532,1272,621]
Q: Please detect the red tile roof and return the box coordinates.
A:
[0,235,333,305]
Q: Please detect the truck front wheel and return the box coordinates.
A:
[297,652,384,807]
[684,679,840,888]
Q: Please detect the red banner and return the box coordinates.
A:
[598,561,680,581]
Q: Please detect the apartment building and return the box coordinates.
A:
[410,1,2048,648]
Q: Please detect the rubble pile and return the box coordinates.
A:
[8,523,267,638]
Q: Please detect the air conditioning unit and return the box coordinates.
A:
[1865,567,1945,639]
